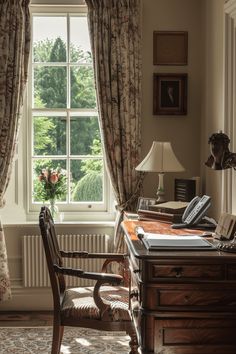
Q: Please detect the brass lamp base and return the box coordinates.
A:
[156,194,166,203]
[156,172,166,203]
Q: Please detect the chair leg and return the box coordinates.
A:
[128,330,139,354]
[59,326,64,351]
[51,320,62,354]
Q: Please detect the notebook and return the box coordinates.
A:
[142,233,216,251]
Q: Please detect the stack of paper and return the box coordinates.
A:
[149,201,188,214]
[137,209,182,223]
[142,233,215,251]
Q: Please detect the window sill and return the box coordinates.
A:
[3,220,115,228]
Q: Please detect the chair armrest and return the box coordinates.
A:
[60,251,126,260]
[54,264,124,321]
[59,251,127,281]
[54,264,122,284]
[60,251,89,258]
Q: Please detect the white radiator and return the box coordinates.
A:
[22,234,109,287]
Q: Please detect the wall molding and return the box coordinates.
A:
[0,287,53,311]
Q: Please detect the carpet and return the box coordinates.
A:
[0,327,130,353]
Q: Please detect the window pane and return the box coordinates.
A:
[70,67,96,109]
[34,66,67,108]
[33,116,66,156]
[33,159,67,202]
[33,16,67,62]
[70,17,92,64]
[30,13,105,210]
[70,116,101,155]
[70,159,103,202]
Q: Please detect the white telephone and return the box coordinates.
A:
[172,195,213,229]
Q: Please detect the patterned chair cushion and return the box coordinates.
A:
[61,286,131,322]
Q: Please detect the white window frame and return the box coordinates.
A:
[27,4,115,221]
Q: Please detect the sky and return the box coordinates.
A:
[33,16,91,53]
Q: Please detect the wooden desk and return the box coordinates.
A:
[122,220,236,354]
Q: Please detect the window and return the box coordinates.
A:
[28,7,111,217]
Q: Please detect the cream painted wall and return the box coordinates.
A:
[0,0,227,310]
[201,0,225,219]
[141,0,203,201]
[1,0,224,222]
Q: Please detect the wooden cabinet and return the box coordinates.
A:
[122,220,236,354]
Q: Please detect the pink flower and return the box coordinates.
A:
[50,172,59,184]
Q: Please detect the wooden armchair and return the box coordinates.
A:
[39,206,138,354]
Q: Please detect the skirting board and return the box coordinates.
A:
[0,286,53,311]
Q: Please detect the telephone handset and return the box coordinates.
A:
[172,195,212,229]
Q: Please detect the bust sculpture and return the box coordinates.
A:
[205,132,236,170]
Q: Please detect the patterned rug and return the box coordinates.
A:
[0,327,130,353]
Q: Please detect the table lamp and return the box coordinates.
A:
[136,141,185,203]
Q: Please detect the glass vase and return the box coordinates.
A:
[49,199,59,220]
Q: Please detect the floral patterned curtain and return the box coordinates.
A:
[85,0,143,252]
[0,0,30,301]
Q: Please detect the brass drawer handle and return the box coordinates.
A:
[173,267,183,278]
[184,295,190,303]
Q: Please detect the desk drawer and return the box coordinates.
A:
[147,263,224,281]
[154,317,236,354]
[227,264,236,279]
[146,286,236,310]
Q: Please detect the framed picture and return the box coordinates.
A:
[153,31,188,65]
[153,73,187,115]
[137,197,156,211]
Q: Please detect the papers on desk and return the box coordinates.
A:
[142,233,216,251]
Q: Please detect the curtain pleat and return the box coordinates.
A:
[86,0,143,252]
[0,0,30,301]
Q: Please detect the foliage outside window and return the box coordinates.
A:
[30,13,105,210]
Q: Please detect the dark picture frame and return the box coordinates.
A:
[153,73,187,115]
[153,31,188,65]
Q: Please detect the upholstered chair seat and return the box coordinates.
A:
[61,286,130,322]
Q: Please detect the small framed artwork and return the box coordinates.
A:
[137,197,156,211]
[153,31,188,65]
[153,73,187,115]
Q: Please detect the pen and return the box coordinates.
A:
[135,226,145,239]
